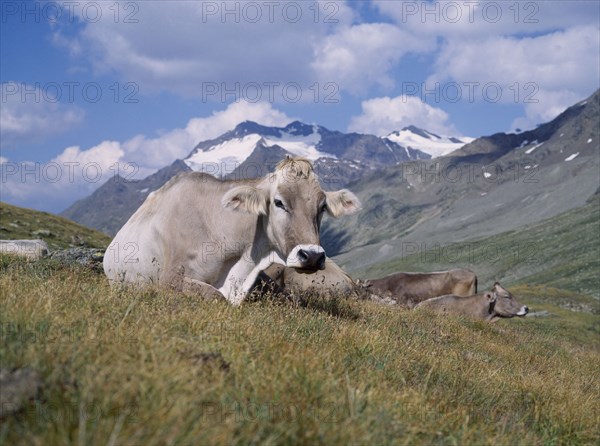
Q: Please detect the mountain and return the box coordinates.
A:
[61,90,598,249]
[61,122,433,234]
[386,125,474,158]
[326,89,600,273]
[185,120,431,178]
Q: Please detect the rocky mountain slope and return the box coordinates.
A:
[327,89,599,273]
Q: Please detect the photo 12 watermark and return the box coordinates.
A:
[0,161,139,185]
[199,1,341,24]
[1,1,140,24]
[1,81,140,104]
[397,1,540,24]
[400,82,539,104]
[200,81,340,104]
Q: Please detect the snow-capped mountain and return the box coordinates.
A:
[184,121,431,177]
[386,125,474,158]
[185,122,332,176]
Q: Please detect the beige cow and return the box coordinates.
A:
[103,157,361,305]
[414,282,529,322]
[361,269,477,307]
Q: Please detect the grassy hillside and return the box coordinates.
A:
[0,202,111,250]
[350,197,600,299]
[1,257,598,445]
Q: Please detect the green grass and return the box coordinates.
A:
[1,256,598,445]
[358,199,600,298]
[0,202,111,250]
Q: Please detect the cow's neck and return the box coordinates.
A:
[219,216,286,305]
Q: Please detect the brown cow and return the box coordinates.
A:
[361,269,477,307]
[414,282,529,322]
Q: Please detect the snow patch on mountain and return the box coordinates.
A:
[385,126,473,158]
[565,152,579,161]
[185,127,333,177]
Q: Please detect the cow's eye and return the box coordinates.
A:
[274,199,286,210]
[319,203,327,213]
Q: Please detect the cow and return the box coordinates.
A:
[414,282,529,322]
[103,157,361,305]
[0,239,49,260]
[361,269,477,307]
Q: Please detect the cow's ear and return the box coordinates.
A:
[222,186,268,215]
[485,292,496,302]
[325,189,361,217]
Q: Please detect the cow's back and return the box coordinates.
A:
[367,269,477,305]
[103,172,256,286]
[448,268,477,296]
[415,293,482,317]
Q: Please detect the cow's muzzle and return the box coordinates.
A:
[517,305,529,316]
[286,244,326,270]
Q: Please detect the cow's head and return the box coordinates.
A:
[486,282,529,318]
[222,157,360,270]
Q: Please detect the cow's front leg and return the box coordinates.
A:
[220,251,286,306]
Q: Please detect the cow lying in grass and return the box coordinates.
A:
[361,269,477,307]
[414,282,529,322]
[104,157,360,305]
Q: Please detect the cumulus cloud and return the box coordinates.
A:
[311,23,435,94]
[1,101,293,212]
[374,0,600,37]
[54,2,358,98]
[0,82,84,149]
[428,26,600,130]
[348,95,458,136]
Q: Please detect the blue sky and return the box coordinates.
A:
[1,0,599,212]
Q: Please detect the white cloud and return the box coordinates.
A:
[428,25,600,130]
[0,101,293,212]
[311,23,435,94]
[348,95,458,136]
[374,1,600,37]
[0,82,84,149]
[55,2,359,98]
[511,89,584,131]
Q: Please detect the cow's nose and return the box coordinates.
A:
[297,249,326,270]
[524,306,529,314]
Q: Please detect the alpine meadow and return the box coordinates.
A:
[2,2,600,445]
